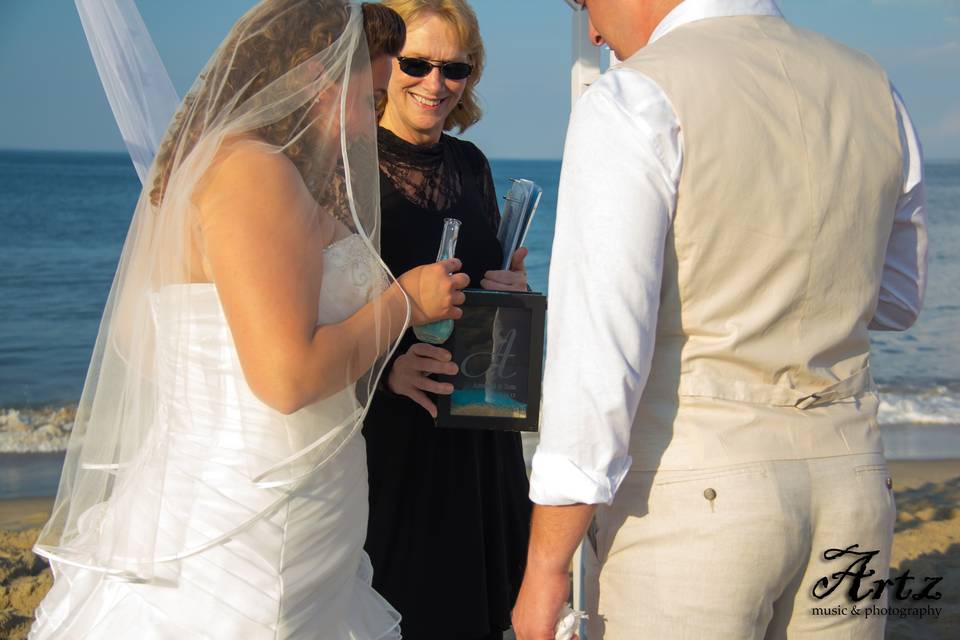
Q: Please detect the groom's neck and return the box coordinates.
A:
[607,0,683,60]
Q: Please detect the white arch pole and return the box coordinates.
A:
[571,6,601,108]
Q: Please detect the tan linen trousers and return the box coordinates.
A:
[585,453,896,639]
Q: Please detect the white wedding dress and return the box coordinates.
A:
[31,235,402,639]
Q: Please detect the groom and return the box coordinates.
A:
[513,0,927,639]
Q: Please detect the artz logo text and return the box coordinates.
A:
[812,545,943,603]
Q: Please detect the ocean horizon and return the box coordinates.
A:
[1,149,958,496]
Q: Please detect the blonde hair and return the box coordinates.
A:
[380,0,485,132]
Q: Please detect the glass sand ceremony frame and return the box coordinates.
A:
[436,289,546,432]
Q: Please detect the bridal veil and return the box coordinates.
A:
[35,0,405,578]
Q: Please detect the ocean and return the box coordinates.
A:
[1,150,958,497]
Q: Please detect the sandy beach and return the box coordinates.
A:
[883,461,960,639]
[0,499,53,639]
[1,461,958,639]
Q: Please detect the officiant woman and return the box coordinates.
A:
[361,1,531,638]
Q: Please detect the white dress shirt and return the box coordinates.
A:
[529,0,928,507]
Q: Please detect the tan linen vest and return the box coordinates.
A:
[619,16,904,470]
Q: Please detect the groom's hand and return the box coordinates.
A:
[513,504,595,640]
[512,564,571,640]
[386,343,458,418]
[481,247,528,291]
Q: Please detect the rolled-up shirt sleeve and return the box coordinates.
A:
[869,87,928,331]
[529,70,681,506]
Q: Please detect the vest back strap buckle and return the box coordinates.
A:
[792,366,873,410]
[794,393,823,410]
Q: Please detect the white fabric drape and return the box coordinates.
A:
[75,0,180,183]
[38,1,402,579]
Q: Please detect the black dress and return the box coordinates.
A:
[362,127,531,640]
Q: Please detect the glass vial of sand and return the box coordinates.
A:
[413,217,461,345]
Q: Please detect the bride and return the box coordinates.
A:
[30,1,468,638]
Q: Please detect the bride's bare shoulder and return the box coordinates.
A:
[193,136,311,216]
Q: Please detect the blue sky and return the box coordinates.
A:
[0,0,958,159]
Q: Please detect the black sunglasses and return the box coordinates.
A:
[397,56,474,81]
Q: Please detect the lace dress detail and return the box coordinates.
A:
[363,129,531,638]
[377,126,500,231]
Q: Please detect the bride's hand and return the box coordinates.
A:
[398,258,470,325]
[387,343,458,418]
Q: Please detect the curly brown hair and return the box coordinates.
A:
[362,3,406,59]
[149,0,404,206]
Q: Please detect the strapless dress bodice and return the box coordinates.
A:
[31,234,402,639]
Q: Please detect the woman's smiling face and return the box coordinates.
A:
[380,12,470,145]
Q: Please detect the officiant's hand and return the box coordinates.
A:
[387,343,458,418]
[481,247,528,291]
